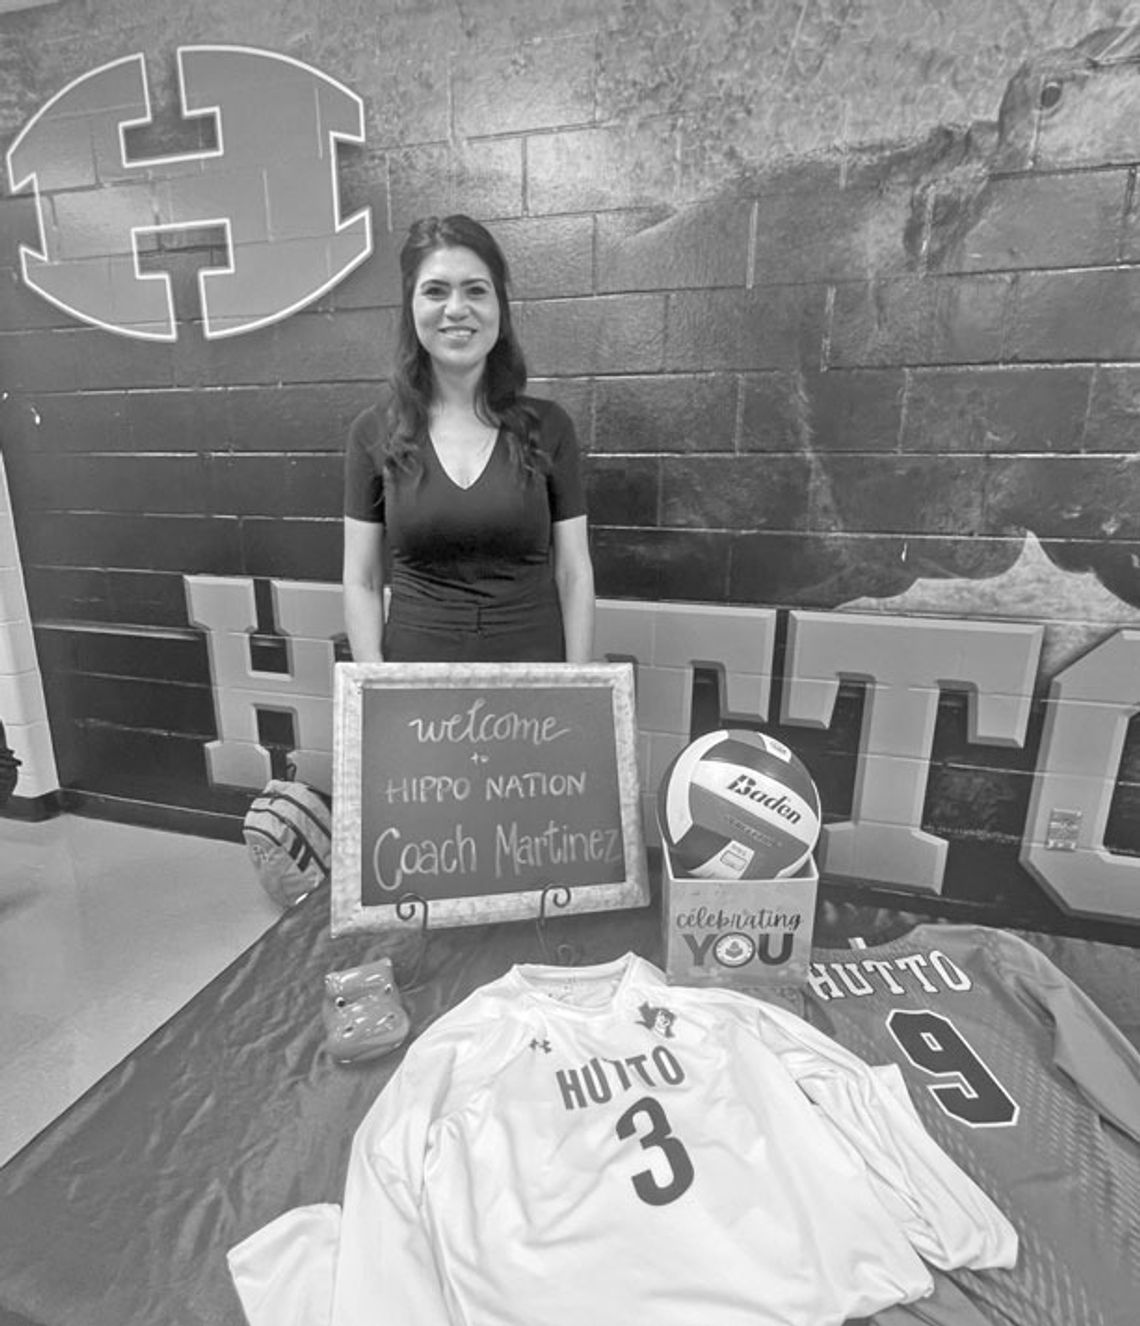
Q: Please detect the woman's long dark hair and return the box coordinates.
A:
[383,214,541,478]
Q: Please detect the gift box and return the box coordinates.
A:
[661,846,818,989]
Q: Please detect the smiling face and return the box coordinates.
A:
[411,245,502,384]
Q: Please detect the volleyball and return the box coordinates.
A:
[657,729,821,880]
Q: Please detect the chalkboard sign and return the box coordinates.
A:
[330,661,649,934]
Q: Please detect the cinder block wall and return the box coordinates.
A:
[0,0,1137,931]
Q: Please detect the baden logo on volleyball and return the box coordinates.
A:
[657,729,822,880]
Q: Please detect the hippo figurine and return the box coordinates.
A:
[322,956,410,1063]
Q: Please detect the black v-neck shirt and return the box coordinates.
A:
[344,396,586,657]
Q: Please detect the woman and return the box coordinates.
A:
[342,214,595,664]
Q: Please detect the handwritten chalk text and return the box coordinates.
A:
[408,699,570,747]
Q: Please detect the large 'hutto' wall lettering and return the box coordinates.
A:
[782,613,1043,890]
[5,46,372,340]
[1020,630,1140,920]
[184,576,1139,924]
[185,576,341,791]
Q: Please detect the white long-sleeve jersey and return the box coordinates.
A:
[228,953,1015,1326]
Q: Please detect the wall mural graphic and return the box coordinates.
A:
[840,533,1140,680]
[598,22,1140,613]
[5,46,372,339]
[0,6,1136,942]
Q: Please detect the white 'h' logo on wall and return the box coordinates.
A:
[6,46,372,340]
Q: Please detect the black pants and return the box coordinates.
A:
[384,594,565,663]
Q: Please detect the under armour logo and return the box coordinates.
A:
[529,1037,552,1054]
[636,1003,676,1038]
[6,46,372,340]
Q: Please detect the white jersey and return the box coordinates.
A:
[228,953,1016,1326]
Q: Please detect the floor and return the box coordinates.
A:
[0,813,280,1167]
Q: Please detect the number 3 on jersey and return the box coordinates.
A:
[615,1097,694,1205]
[886,1010,1018,1127]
